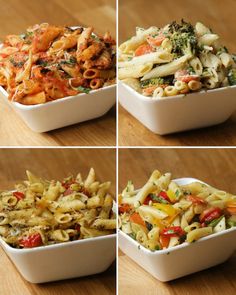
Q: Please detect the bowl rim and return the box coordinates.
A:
[119,177,236,256]
[0,232,117,254]
[119,79,236,103]
[0,83,116,110]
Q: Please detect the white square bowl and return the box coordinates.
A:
[0,233,116,283]
[118,178,236,282]
[119,81,236,135]
[0,84,116,133]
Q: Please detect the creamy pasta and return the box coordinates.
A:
[119,170,236,251]
[0,169,116,248]
[118,20,236,98]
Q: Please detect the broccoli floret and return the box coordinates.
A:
[168,19,197,56]
[228,68,236,85]
[140,78,164,88]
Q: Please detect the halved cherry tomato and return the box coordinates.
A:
[129,212,146,227]
[177,75,199,83]
[13,191,25,200]
[134,44,154,56]
[161,226,185,238]
[200,207,222,224]
[147,34,165,47]
[19,233,43,248]
[187,195,207,205]
[119,203,132,214]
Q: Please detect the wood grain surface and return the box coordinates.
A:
[0,148,116,295]
[0,0,116,147]
[118,148,236,295]
[118,0,236,146]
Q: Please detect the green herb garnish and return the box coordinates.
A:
[77,86,91,94]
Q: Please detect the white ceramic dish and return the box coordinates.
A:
[0,84,116,133]
[119,81,236,135]
[0,233,116,283]
[118,178,236,281]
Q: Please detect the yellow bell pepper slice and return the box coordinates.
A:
[167,189,176,202]
[152,203,176,216]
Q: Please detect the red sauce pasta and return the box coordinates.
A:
[0,23,116,105]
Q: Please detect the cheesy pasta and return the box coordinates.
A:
[118,20,236,98]
[0,169,116,248]
[119,170,236,251]
[0,23,116,105]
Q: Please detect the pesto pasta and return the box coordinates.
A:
[119,170,236,251]
[118,20,236,98]
[0,169,116,248]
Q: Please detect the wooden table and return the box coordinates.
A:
[0,0,116,146]
[118,148,236,295]
[118,0,236,146]
[0,148,116,295]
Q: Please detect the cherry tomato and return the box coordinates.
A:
[161,226,185,238]
[200,207,222,224]
[13,191,25,200]
[187,195,207,205]
[134,44,154,56]
[119,203,132,214]
[19,233,43,248]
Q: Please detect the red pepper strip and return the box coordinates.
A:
[200,207,222,224]
[161,226,185,238]
[159,191,171,202]
[187,195,207,205]
[19,233,43,248]
[13,191,25,200]
[143,191,170,205]
[143,195,152,205]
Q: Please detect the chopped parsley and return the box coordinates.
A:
[9,58,25,68]
[60,56,77,66]
[140,77,164,88]
[149,193,169,204]
[128,233,136,240]
[77,86,91,94]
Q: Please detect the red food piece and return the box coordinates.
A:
[13,191,25,200]
[200,207,222,224]
[161,226,185,238]
[19,233,43,248]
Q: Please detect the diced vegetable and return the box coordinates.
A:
[187,195,207,205]
[119,203,132,214]
[19,233,43,248]
[152,203,176,216]
[161,226,185,238]
[13,191,25,200]
[129,212,146,227]
[134,44,154,56]
[200,207,222,224]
